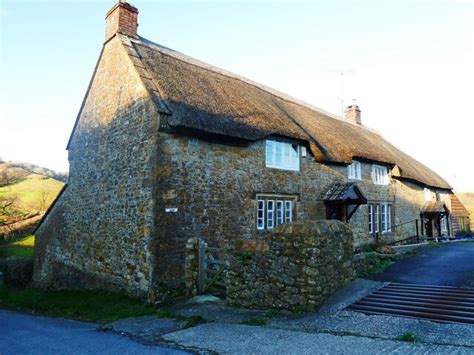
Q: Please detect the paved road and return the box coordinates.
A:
[368,242,474,287]
[0,310,187,355]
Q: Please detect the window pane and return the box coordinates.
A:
[387,204,392,232]
[267,200,274,229]
[276,200,283,225]
[375,205,379,232]
[257,200,265,230]
[285,200,292,223]
[368,205,373,234]
[265,140,274,167]
[265,140,299,171]
[356,162,361,179]
[275,142,283,166]
[382,204,386,231]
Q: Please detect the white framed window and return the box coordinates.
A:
[381,203,392,233]
[375,204,380,233]
[276,200,284,225]
[424,188,432,201]
[257,200,265,230]
[441,216,448,233]
[267,200,275,229]
[265,140,300,171]
[348,161,361,180]
[285,200,292,223]
[372,165,388,185]
[368,204,373,235]
[256,196,295,230]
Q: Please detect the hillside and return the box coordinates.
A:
[456,191,474,222]
[0,162,65,238]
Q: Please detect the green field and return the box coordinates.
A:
[0,172,64,214]
[0,235,35,258]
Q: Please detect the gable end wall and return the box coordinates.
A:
[34,36,160,299]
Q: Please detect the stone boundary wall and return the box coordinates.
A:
[186,220,354,312]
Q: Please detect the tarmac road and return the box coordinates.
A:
[368,242,474,287]
[0,309,187,355]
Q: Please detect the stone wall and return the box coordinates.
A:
[34,35,160,299]
[151,133,450,289]
[225,220,354,311]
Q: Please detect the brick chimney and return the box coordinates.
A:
[344,105,361,125]
[105,1,139,42]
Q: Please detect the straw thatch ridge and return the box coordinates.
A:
[126,35,450,190]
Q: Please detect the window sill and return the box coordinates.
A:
[266,165,300,172]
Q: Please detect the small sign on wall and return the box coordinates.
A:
[165,207,178,213]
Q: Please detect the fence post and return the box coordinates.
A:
[197,239,207,294]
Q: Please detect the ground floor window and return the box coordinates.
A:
[441,215,448,234]
[368,202,392,237]
[257,195,296,230]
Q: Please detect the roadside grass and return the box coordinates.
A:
[241,318,267,326]
[183,315,206,329]
[0,287,159,323]
[395,332,422,342]
[0,235,35,258]
[357,252,393,278]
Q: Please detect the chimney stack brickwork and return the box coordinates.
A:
[345,105,361,125]
[105,1,139,41]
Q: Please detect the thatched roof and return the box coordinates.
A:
[124,35,451,190]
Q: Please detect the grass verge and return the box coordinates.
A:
[395,332,421,342]
[357,252,393,278]
[0,287,158,323]
[0,235,35,258]
[241,318,267,326]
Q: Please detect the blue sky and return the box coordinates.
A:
[1,0,473,190]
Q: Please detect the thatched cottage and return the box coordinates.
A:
[34,1,458,300]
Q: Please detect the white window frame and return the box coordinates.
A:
[424,188,432,201]
[375,204,380,233]
[257,200,265,230]
[382,203,392,233]
[267,200,275,229]
[265,140,300,171]
[368,204,373,235]
[372,165,388,185]
[276,200,284,225]
[441,216,448,233]
[285,200,292,223]
[256,196,295,230]
[348,161,361,180]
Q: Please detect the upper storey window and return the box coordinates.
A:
[372,165,388,185]
[424,188,432,201]
[348,161,361,180]
[265,140,300,171]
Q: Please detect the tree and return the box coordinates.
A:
[0,195,20,227]
[0,168,23,187]
[37,191,52,213]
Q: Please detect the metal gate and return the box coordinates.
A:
[197,239,228,297]
[347,282,474,324]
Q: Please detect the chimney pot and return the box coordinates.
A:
[105,1,139,42]
[345,105,361,125]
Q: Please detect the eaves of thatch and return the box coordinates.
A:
[120,34,452,190]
